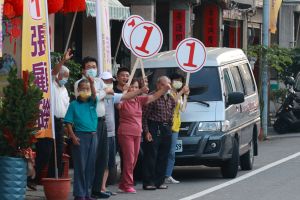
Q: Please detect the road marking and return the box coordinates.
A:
[179,152,300,200]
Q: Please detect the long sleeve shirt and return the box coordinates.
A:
[142,94,176,133]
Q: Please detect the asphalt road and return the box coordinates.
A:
[108,133,300,200]
[25,132,300,200]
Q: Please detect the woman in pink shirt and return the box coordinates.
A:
[117,79,170,194]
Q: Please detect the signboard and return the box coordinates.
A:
[130,21,163,58]
[122,15,144,49]
[203,4,219,47]
[175,38,207,73]
[172,10,186,50]
[22,0,53,138]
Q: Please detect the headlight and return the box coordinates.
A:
[197,121,230,132]
[198,122,221,132]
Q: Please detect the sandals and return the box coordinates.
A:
[157,184,168,189]
[143,185,157,190]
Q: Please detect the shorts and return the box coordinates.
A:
[107,136,116,169]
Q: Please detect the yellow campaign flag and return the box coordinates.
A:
[270,0,282,34]
[22,0,53,138]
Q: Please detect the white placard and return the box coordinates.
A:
[175,38,207,73]
[130,21,163,58]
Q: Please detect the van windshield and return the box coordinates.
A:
[135,67,222,101]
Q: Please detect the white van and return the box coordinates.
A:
[139,48,261,178]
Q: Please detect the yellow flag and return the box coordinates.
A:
[270,0,282,34]
[22,0,53,138]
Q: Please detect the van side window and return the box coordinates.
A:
[223,69,233,95]
[230,66,245,94]
[238,64,256,95]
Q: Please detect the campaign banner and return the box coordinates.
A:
[22,0,53,138]
[101,0,112,72]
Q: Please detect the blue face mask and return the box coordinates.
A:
[86,69,97,78]
[59,78,68,86]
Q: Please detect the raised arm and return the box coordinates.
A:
[88,77,96,101]
[51,48,73,76]
[146,84,171,104]
[121,85,149,101]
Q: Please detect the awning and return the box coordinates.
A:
[85,0,130,20]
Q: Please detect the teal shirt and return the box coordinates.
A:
[64,98,98,132]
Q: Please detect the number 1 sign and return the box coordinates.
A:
[130,21,163,58]
[175,38,206,73]
[175,38,207,108]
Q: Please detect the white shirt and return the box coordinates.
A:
[52,79,70,118]
[74,76,107,117]
[104,93,123,137]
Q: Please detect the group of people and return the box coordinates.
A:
[27,49,190,200]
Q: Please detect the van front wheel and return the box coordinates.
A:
[221,139,239,178]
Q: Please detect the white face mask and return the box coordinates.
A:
[86,69,97,78]
[172,81,183,90]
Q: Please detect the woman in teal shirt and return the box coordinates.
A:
[64,77,97,200]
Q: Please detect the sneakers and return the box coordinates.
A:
[165,176,180,184]
[118,187,137,194]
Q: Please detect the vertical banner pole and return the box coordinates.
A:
[44,0,58,179]
[64,11,77,53]
[96,0,104,74]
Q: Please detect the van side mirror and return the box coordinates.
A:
[227,92,244,105]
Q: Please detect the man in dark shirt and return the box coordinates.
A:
[113,67,130,129]
[142,76,175,190]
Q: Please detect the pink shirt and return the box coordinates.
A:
[118,96,149,136]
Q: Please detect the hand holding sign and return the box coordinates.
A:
[175,38,207,108]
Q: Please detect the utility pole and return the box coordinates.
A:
[262,0,270,138]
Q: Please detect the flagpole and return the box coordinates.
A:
[262,0,270,139]
[44,0,58,178]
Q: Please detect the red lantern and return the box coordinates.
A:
[63,0,86,13]
[48,0,64,14]
[10,0,23,17]
[3,2,15,19]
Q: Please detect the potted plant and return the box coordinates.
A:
[0,68,43,199]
